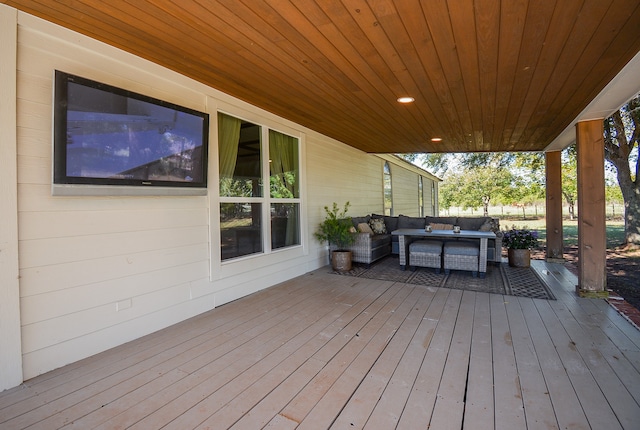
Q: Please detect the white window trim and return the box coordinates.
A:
[210,107,306,280]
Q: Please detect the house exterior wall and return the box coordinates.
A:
[377,155,440,218]
[425,178,438,216]
[389,163,420,216]
[1,7,438,390]
[0,5,23,391]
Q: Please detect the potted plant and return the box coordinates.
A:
[502,227,538,267]
[314,202,356,271]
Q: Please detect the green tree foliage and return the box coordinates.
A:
[604,94,640,244]
[439,166,518,216]
[605,181,624,218]
[561,146,578,220]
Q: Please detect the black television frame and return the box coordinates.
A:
[52,70,209,196]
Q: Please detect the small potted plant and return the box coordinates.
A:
[502,227,538,267]
[314,202,356,271]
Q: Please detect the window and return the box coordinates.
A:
[269,129,300,250]
[431,182,436,215]
[383,162,393,216]
[418,176,424,216]
[218,113,301,260]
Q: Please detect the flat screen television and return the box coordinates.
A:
[53,71,209,195]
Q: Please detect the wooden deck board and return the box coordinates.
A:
[297,286,427,429]
[363,287,451,429]
[395,289,462,428]
[205,280,412,430]
[122,278,392,430]
[517,297,592,429]
[506,297,558,430]
[534,299,624,429]
[2,261,640,429]
[330,285,437,429]
[489,293,526,430]
[428,290,475,429]
[462,292,494,430]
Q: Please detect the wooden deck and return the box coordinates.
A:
[1,260,639,429]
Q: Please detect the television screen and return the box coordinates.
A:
[53,71,209,192]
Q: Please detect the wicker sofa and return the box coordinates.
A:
[347,214,502,266]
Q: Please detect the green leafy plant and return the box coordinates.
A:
[314,202,355,250]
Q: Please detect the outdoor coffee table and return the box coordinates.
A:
[392,228,497,277]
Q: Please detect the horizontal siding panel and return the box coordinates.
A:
[20,291,217,380]
[16,98,50,133]
[18,27,208,111]
[189,277,215,300]
[19,208,208,240]
[20,243,208,297]
[392,166,419,216]
[306,137,383,219]
[21,260,209,326]
[18,184,209,212]
[16,71,51,113]
[19,225,208,268]
[212,254,313,305]
[21,273,209,354]
[16,153,50,186]
[16,126,50,158]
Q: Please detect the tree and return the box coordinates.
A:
[604,94,640,245]
[605,181,624,218]
[440,166,516,216]
[438,179,457,215]
[518,181,546,219]
[560,146,578,220]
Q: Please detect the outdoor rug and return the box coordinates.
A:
[333,256,555,300]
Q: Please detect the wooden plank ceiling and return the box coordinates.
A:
[4,0,640,154]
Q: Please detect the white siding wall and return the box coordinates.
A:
[15,14,219,379]
[307,137,384,218]
[0,5,23,391]
[389,163,420,217]
[5,9,437,385]
[306,136,385,265]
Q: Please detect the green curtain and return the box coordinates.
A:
[286,204,299,246]
[218,113,241,178]
[269,130,298,196]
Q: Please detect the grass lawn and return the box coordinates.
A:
[498,217,626,249]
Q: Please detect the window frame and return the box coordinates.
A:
[383,161,393,216]
[216,111,303,266]
[418,176,424,217]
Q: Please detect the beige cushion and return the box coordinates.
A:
[479,220,493,232]
[429,223,454,230]
[357,222,374,235]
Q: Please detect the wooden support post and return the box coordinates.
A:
[545,151,564,261]
[576,120,607,297]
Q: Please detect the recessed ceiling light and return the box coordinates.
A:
[397,96,415,103]
[431,137,443,142]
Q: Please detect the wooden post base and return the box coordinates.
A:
[576,288,609,299]
[545,257,566,264]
